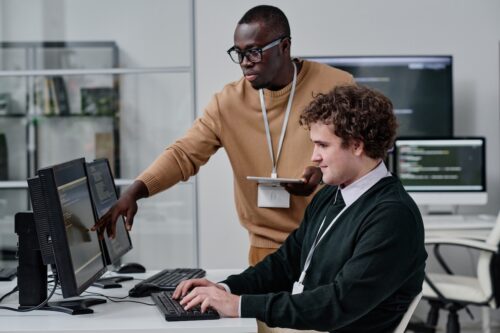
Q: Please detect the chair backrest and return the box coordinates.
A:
[478,210,500,308]
[486,211,500,246]
[393,292,422,333]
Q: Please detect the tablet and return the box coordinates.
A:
[246,176,304,184]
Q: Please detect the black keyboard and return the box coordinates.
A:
[0,267,17,281]
[129,268,205,297]
[152,291,219,321]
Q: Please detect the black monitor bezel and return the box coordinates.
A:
[33,158,107,297]
[301,55,454,138]
[392,136,486,193]
[85,158,132,265]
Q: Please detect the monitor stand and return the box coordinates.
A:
[92,275,133,289]
[419,204,458,216]
[19,298,107,315]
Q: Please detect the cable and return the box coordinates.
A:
[81,291,155,306]
[0,285,18,303]
[0,275,59,312]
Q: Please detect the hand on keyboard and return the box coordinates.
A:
[152,291,219,321]
[174,278,240,318]
[173,278,222,299]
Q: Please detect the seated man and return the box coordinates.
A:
[173,85,427,333]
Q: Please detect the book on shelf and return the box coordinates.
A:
[35,76,70,116]
[0,133,8,180]
[48,78,60,115]
[42,77,52,115]
[52,76,70,115]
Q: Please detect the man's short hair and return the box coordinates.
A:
[239,5,291,38]
[300,85,398,160]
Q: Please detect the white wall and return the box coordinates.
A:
[195,0,500,269]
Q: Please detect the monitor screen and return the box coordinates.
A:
[86,159,132,265]
[28,158,106,298]
[305,55,453,137]
[393,138,487,205]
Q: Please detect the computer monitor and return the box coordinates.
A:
[86,158,132,265]
[393,138,487,207]
[304,55,453,138]
[25,158,107,313]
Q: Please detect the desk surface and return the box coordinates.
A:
[0,269,257,333]
[423,214,496,239]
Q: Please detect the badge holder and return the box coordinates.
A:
[257,183,290,208]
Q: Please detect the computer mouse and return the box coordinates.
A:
[116,262,146,274]
[128,282,164,298]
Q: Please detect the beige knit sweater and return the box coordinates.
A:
[138,60,353,248]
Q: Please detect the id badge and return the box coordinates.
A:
[257,184,290,208]
[292,281,304,295]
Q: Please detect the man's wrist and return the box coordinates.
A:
[217,283,231,293]
[237,295,241,317]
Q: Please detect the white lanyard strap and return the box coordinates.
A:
[259,62,297,178]
[298,204,348,284]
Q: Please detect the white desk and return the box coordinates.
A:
[0,269,257,333]
[423,214,496,239]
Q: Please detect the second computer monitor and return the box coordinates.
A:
[305,55,453,138]
[28,158,106,297]
[393,138,487,206]
[86,159,132,266]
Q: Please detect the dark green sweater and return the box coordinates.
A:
[223,176,427,333]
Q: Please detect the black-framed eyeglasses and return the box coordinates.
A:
[227,36,289,64]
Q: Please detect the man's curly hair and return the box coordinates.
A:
[299,85,398,159]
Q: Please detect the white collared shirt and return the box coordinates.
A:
[340,162,391,207]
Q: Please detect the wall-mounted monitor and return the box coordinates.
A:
[304,55,453,138]
[393,138,486,206]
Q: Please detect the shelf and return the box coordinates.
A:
[0,67,191,77]
[0,114,26,118]
[34,114,116,118]
[0,181,28,189]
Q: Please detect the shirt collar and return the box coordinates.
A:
[340,162,391,207]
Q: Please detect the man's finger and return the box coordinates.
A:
[92,211,111,231]
[200,297,211,313]
[180,287,198,305]
[184,294,204,311]
[125,210,135,231]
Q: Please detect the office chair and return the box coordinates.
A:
[417,212,500,333]
[393,292,423,333]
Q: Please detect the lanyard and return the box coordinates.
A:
[259,62,297,178]
[298,166,392,285]
[298,189,349,285]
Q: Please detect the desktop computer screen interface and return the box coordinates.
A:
[86,159,132,265]
[393,138,486,205]
[28,158,106,297]
[305,55,453,138]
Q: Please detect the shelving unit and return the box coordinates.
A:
[0,41,199,269]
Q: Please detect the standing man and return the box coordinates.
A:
[174,85,427,333]
[95,5,353,265]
